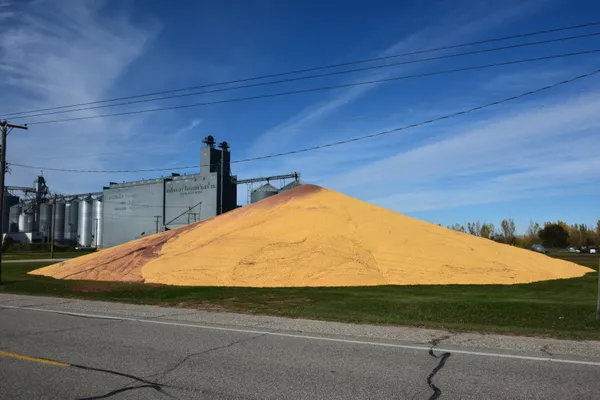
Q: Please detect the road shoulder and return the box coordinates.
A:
[1,293,599,362]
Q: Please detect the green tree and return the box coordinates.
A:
[526,220,541,246]
[500,218,516,244]
[479,223,494,239]
[448,223,465,233]
[567,224,579,246]
[538,223,569,248]
[467,221,482,236]
[556,220,570,232]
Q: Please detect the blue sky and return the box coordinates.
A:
[0,0,599,232]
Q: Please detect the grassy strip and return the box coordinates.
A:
[2,251,94,260]
[0,253,598,339]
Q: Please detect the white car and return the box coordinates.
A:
[591,248,597,254]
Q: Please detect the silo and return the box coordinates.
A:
[18,213,26,232]
[9,204,22,233]
[2,194,19,234]
[26,214,34,232]
[92,197,103,248]
[19,213,33,232]
[279,180,302,192]
[64,198,79,243]
[53,200,66,242]
[39,203,53,239]
[250,183,278,203]
[77,196,93,247]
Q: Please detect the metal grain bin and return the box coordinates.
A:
[2,194,19,234]
[53,200,66,242]
[92,197,103,248]
[18,213,26,232]
[77,197,93,247]
[250,183,278,204]
[19,213,33,232]
[9,204,22,233]
[279,180,301,192]
[39,203,53,238]
[64,199,79,242]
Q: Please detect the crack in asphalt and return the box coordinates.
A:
[76,384,163,400]
[72,364,175,400]
[426,336,452,400]
[149,332,269,384]
[75,332,268,399]
[426,349,451,400]
[73,364,160,386]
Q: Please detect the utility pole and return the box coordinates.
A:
[50,194,57,259]
[0,120,28,285]
[154,215,161,234]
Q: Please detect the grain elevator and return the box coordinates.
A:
[101,136,238,247]
[3,137,301,248]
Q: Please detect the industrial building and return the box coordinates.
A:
[2,136,300,248]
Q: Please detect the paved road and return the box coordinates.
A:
[1,294,599,399]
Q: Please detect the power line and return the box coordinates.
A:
[3,20,599,119]
[11,68,599,173]
[0,93,505,164]
[10,32,600,120]
[8,163,201,173]
[21,49,600,126]
[232,69,600,163]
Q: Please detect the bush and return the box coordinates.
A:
[539,223,569,248]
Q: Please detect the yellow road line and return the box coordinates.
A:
[0,350,70,367]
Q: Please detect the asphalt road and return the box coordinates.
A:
[1,294,600,399]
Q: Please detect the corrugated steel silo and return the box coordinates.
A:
[18,213,33,232]
[9,204,22,233]
[25,214,34,232]
[53,200,66,242]
[64,198,79,242]
[279,180,301,192]
[18,213,26,232]
[39,203,53,238]
[250,183,278,204]
[77,196,93,247]
[2,194,19,234]
[92,197,103,248]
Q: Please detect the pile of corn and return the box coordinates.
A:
[31,185,592,287]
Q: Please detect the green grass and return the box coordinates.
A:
[2,251,94,260]
[0,253,598,339]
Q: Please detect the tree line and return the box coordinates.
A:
[447,219,600,249]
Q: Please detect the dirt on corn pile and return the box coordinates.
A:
[30,184,593,287]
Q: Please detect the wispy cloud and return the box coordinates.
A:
[329,85,600,211]
[0,1,160,192]
[243,0,546,159]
